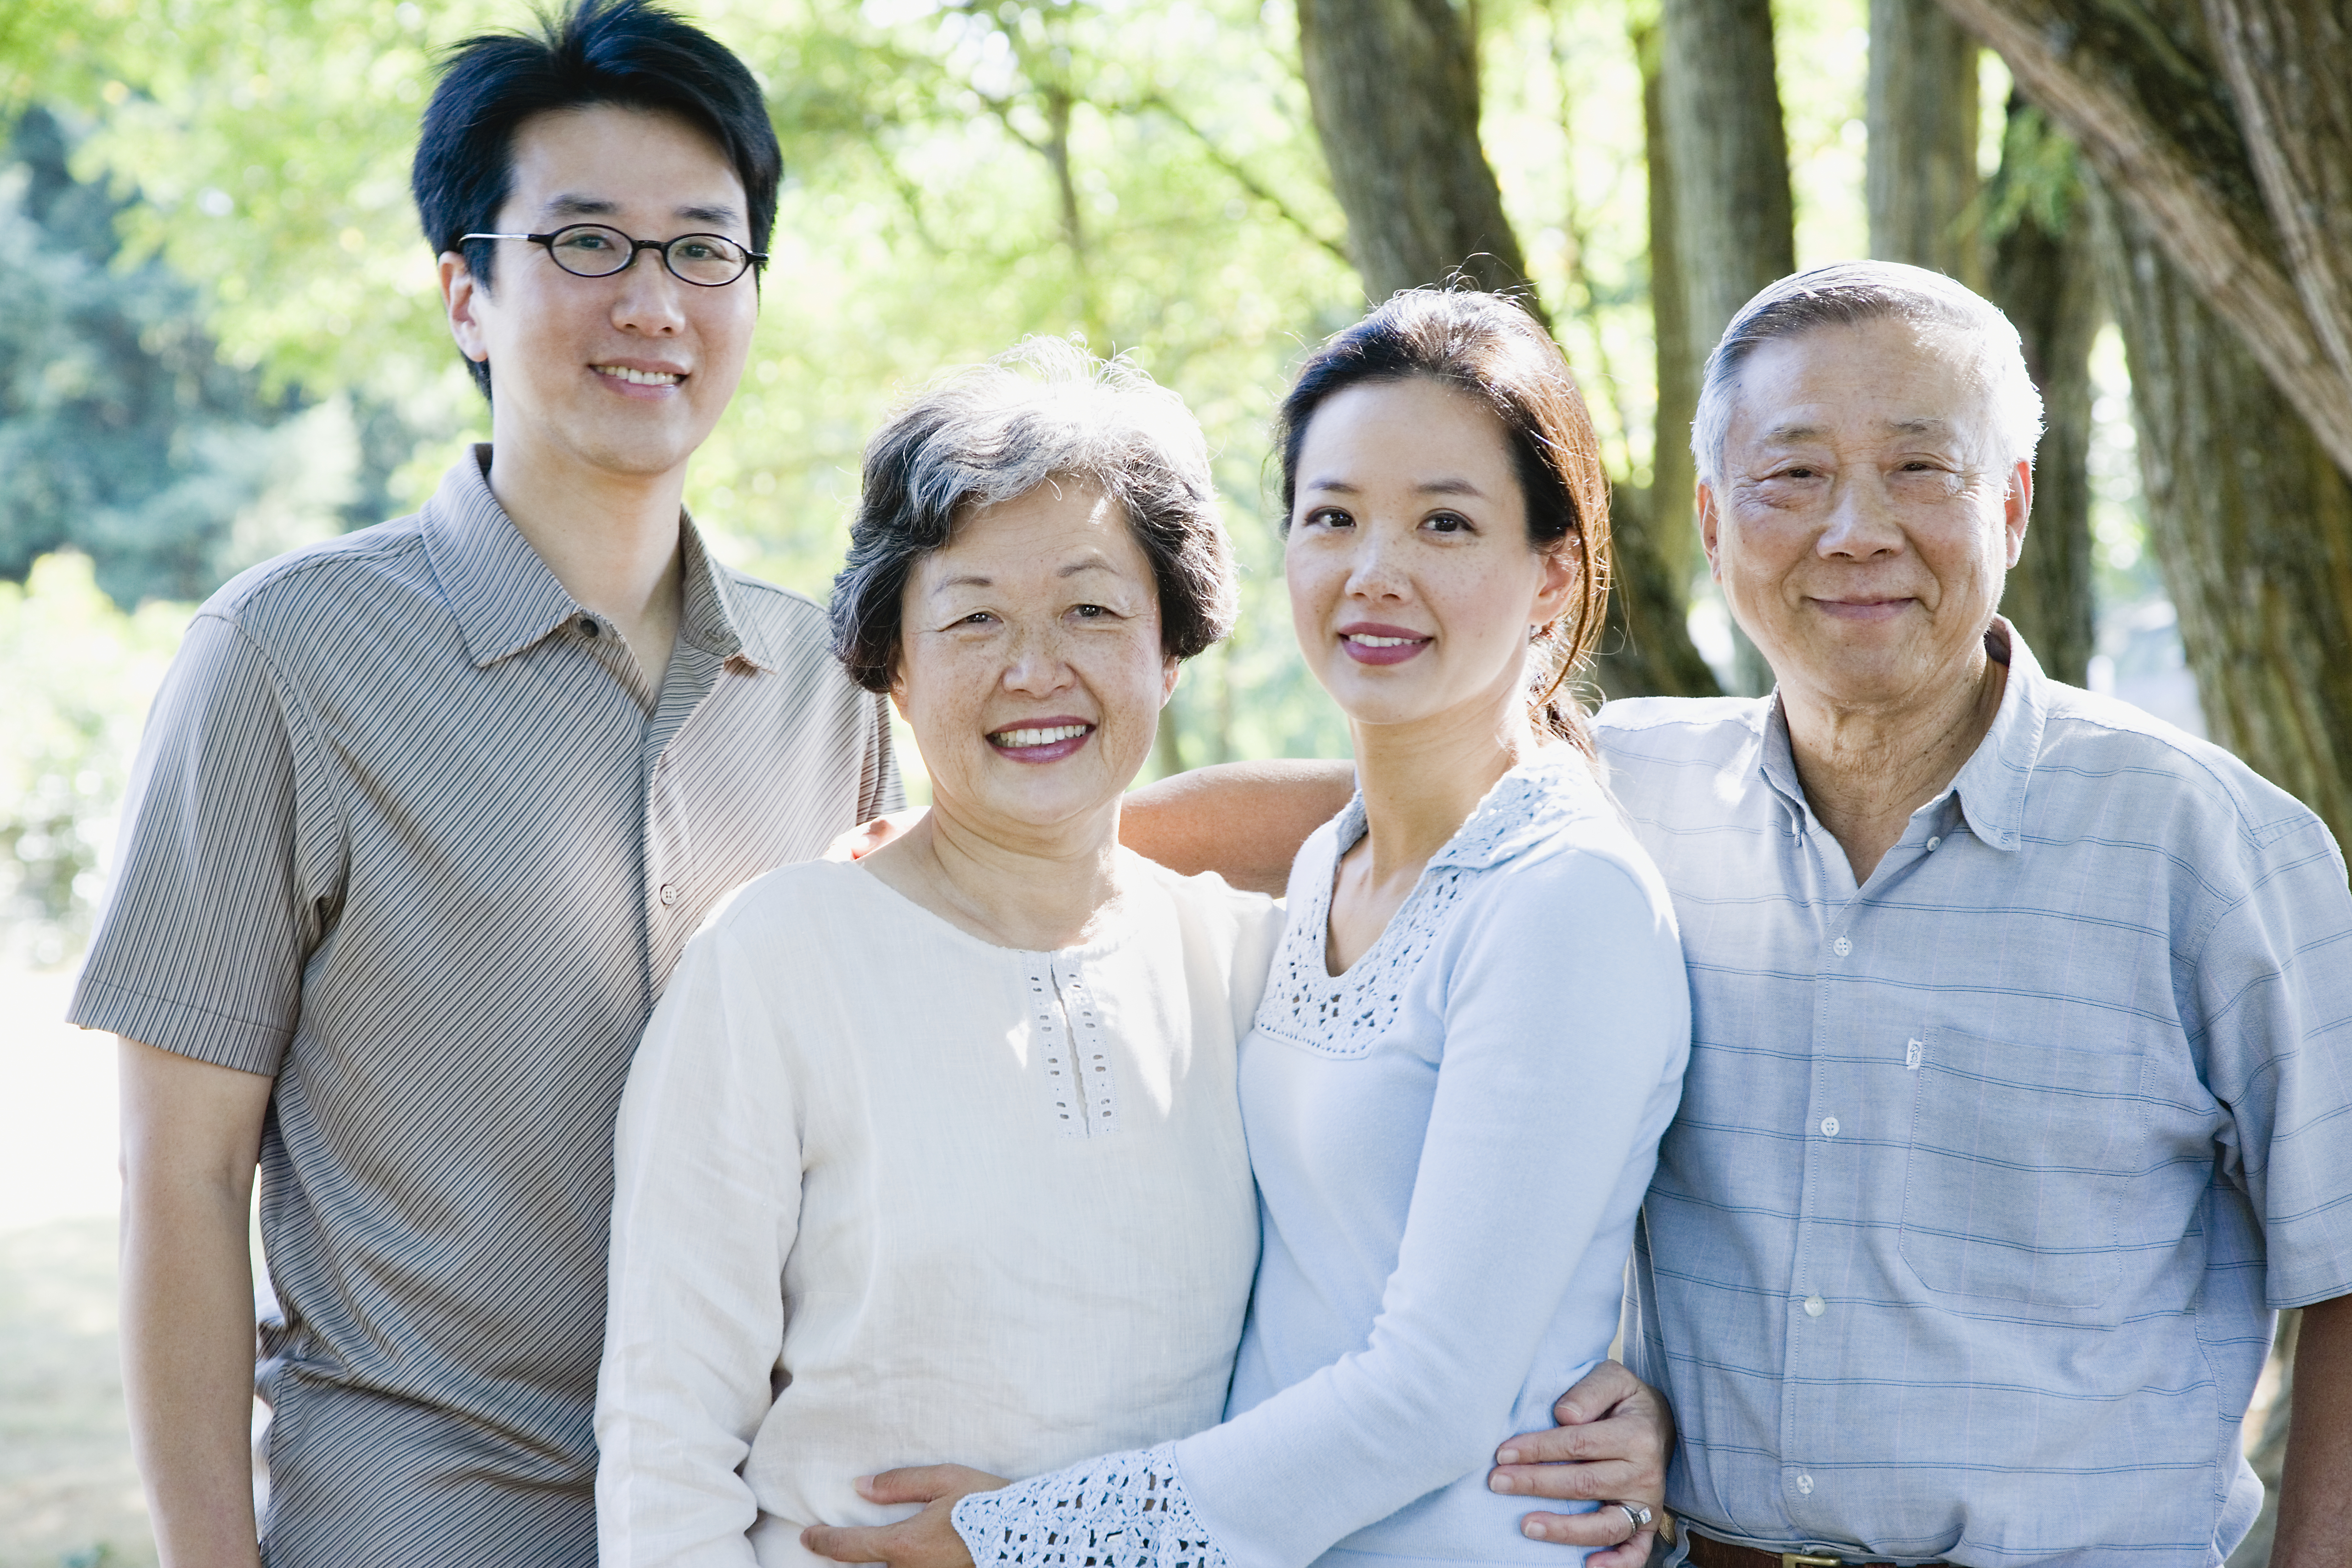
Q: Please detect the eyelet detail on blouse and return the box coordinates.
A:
[1251,750,1598,1061]
[1029,954,1121,1137]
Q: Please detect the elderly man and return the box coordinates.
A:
[1145,262,2352,1567]
[1575,261,2352,1566]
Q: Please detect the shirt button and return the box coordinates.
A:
[1796,1473,1815,1494]
[658,883,678,906]
[579,615,601,637]
[1927,835,1942,851]
[1820,1116,1840,1137]
[1804,1294,1826,1317]
[1832,935,1852,957]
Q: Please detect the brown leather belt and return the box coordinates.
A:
[1685,1530,1943,1568]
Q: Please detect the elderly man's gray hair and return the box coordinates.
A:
[831,336,1236,692]
[1689,260,2045,490]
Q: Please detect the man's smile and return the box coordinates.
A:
[593,362,684,387]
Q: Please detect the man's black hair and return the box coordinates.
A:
[411,0,781,399]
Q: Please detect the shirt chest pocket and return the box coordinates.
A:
[1897,1026,2144,1317]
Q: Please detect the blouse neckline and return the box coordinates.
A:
[835,852,1158,963]
[1256,746,1598,1056]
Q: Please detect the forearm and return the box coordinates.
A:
[120,1162,262,1568]
[2272,1293,2352,1568]
[1120,759,1353,894]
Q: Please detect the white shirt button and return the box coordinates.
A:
[1803,1294,1826,1317]
[1832,936,1852,957]
[1927,835,1942,851]
[1820,1116,1840,1137]
[1796,1473,1815,1494]
[658,883,678,907]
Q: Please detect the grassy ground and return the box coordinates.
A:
[0,966,155,1568]
[0,1217,152,1568]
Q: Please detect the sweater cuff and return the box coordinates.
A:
[951,1443,1228,1568]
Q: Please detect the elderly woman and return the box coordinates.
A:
[593,340,1281,1565]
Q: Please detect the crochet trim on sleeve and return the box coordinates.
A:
[952,1443,1228,1568]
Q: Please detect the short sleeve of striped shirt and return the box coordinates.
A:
[74,607,340,1077]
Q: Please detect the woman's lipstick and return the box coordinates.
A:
[1338,622,1433,666]
[986,718,1096,763]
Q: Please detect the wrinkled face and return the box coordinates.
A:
[1285,376,1572,737]
[441,103,758,485]
[893,480,1176,839]
[1702,317,2029,712]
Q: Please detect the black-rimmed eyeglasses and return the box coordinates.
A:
[459,223,766,287]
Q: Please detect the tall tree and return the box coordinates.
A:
[1934,0,2352,482]
[1659,0,1796,692]
[2089,175,2352,851]
[1293,0,1719,698]
[1986,99,2098,683]
[1638,21,1698,597]
[1293,0,1539,310]
[1867,0,1984,285]
[1596,20,1724,702]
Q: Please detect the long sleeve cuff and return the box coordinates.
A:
[951,1443,1229,1568]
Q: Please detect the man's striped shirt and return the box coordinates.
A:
[1598,622,2352,1568]
[72,448,899,1566]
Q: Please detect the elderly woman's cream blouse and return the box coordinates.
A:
[594,851,1282,1568]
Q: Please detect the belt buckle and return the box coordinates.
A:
[1781,1556,1845,1568]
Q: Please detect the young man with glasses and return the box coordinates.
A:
[72,3,898,1563]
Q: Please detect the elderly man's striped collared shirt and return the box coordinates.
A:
[72,448,899,1566]
[1597,622,2352,1568]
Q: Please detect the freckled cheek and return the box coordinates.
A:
[899,645,998,732]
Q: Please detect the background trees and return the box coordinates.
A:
[1934,0,2352,849]
[0,0,2340,870]
[3,0,2343,938]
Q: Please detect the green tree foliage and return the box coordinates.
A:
[0,552,188,966]
[0,106,302,606]
[18,0,1382,769]
[0,0,1871,768]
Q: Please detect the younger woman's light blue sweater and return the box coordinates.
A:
[956,748,1691,1568]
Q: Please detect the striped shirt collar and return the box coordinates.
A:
[421,444,776,673]
[1755,615,2046,856]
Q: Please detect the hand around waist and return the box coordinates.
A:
[1487,1360,1674,1567]
[801,1465,1004,1568]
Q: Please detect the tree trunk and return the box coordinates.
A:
[1293,0,1719,698]
[1639,21,1699,594]
[1986,98,2099,684]
[2089,174,2352,852]
[2205,0,2352,442]
[1659,0,1795,692]
[1592,484,1726,701]
[1568,20,1724,702]
[2225,1309,2301,1568]
[1933,0,2352,481]
[1293,0,1540,312]
[1868,0,1984,286]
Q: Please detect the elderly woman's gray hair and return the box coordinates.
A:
[1690,260,2045,489]
[830,338,1237,692]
